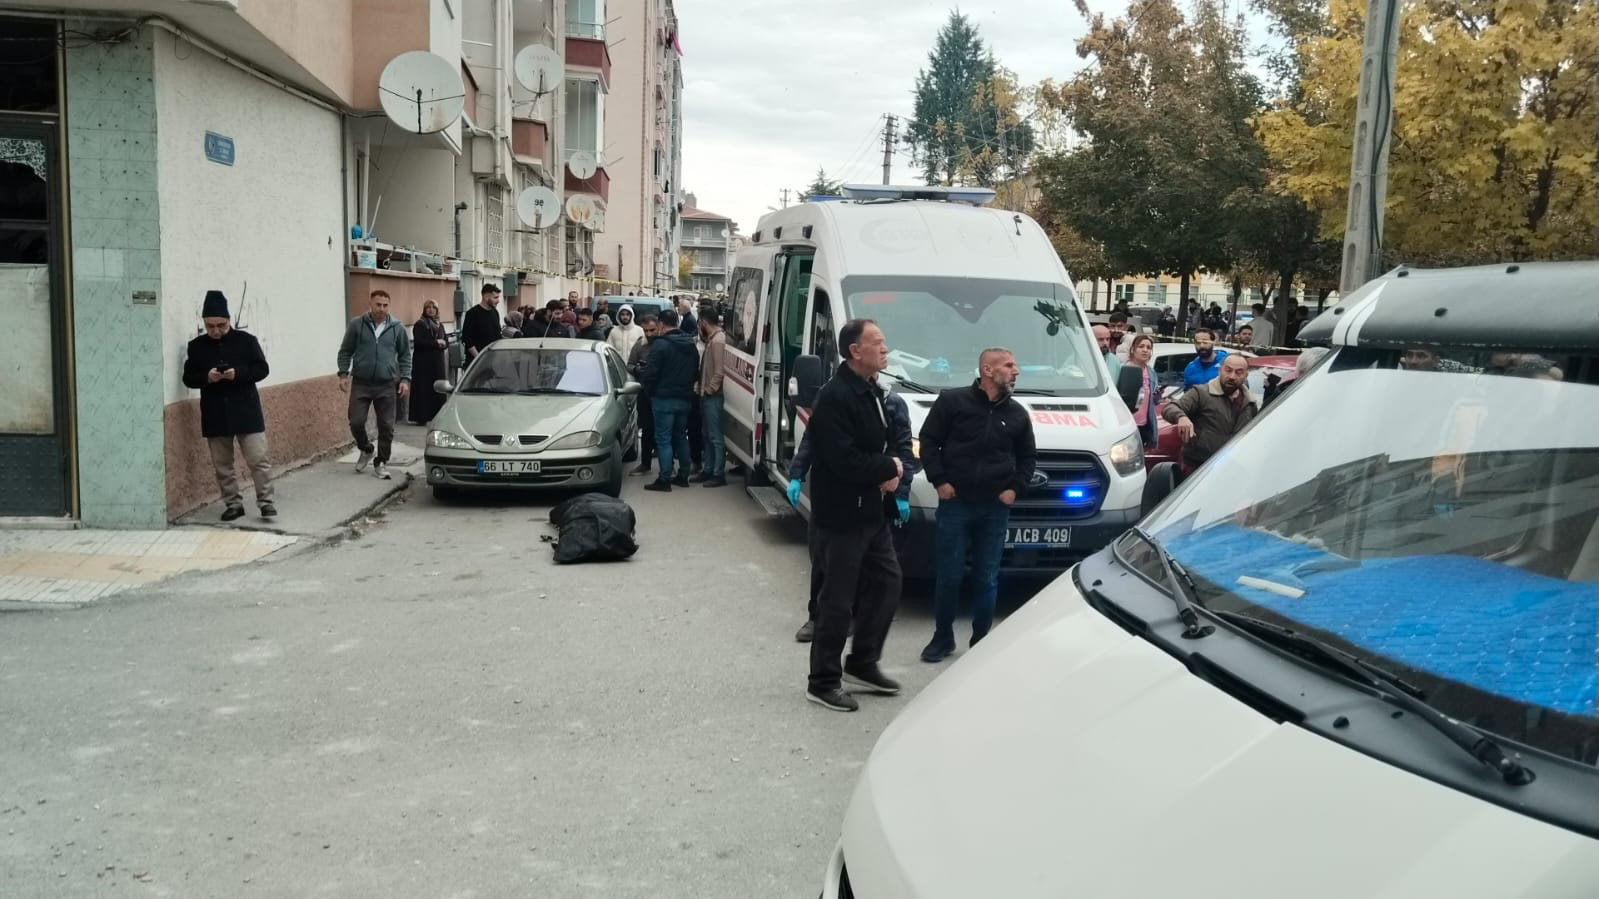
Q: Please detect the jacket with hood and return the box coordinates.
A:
[642,328,698,400]
[607,304,645,358]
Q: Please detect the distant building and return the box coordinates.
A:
[679,196,735,293]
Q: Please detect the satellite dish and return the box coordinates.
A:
[567,150,598,180]
[720,227,730,239]
[565,193,598,227]
[378,51,465,134]
[516,185,561,229]
[513,45,563,94]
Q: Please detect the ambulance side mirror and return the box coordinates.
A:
[793,355,824,407]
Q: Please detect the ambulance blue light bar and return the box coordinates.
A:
[840,184,997,206]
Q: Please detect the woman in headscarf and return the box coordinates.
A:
[410,299,449,425]
[502,310,525,339]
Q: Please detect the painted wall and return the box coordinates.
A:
[362,145,458,256]
[154,33,347,406]
[237,0,356,105]
[64,32,168,528]
[349,0,431,110]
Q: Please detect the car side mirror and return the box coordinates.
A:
[618,381,643,397]
[1141,462,1181,517]
[793,354,824,407]
[434,379,454,395]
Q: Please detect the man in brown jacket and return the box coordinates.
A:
[693,308,729,487]
[1162,353,1256,472]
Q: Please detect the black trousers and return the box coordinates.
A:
[806,522,824,621]
[637,397,655,465]
[809,522,901,691]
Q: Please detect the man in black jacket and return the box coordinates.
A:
[806,318,904,712]
[460,282,502,361]
[181,290,275,521]
[641,308,698,491]
[918,348,1037,662]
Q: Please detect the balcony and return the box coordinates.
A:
[565,31,611,89]
[681,234,726,248]
[512,118,548,161]
[564,157,610,204]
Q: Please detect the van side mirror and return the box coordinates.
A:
[793,354,824,407]
[434,379,455,395]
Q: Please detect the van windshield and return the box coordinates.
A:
[842,276,1102,396]
[1136,346,1599,763]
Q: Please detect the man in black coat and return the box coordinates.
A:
[181,290,275,521]
[641,308,699,491]
[805,318,904,712]
[460,282,503,362]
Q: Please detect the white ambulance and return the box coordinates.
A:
[721,185,1146,576]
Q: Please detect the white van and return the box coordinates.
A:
[721,185,1146,576]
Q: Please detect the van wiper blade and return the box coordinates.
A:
[1211,609,1536,787]
[1129,527,1214,640]
[881,371,936,393]
[1010,387,1062,396]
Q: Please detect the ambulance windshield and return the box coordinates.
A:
[843,276,1103,396]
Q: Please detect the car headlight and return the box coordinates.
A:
[428,429,472,449]
[547,430,602,450]
[1108,430,1144,476]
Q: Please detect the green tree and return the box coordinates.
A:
[1037,0,1265,330]
[1033,199,1120,310]
[1259,0,1599,264]
[906,12,1035,187]
[797,167,843,200]
[677,251,692,287]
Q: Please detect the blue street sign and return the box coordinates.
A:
[204,131,235,166]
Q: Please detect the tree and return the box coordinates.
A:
[905,12,1035,187]
[1036,0,1265,331]
[1258,0,1599,265]
[798,167,843,200]
[1032,199,1120,310]
[677,251,692,286]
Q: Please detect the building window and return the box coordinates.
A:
[565,0,605,38]
[565,222,594,276]
[564,78,602,156]
[485,189,504,265]
[1148,283,1166,304]
[1114,283,1136,304]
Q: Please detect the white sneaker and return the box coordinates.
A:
[373,462,392,480]
[355,449,374,472]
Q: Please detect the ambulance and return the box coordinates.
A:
[721,184,1146,576]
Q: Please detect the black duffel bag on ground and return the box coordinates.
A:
[547,493,639,563]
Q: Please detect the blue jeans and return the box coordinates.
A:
[700,393,725,477]
[651,397,692,482]
[931,497,1010,647]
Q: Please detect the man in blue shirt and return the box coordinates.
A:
[1181,327,1228,390]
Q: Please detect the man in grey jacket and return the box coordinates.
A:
[337,290,413,480]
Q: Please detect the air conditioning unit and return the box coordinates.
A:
[471,134,495,176]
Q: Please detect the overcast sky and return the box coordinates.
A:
[674,0,1094,233]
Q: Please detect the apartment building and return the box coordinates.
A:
[0,0,675,526]
[679,197,735,293]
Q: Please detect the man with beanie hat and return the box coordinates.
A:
[182,290,276,520]
[337,289,413,479]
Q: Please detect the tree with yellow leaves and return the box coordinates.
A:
[1258,0,1598,264]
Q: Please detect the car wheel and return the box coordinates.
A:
[601,447,624,497]
[621,433,639,462]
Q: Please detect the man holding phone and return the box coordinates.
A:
[182,290,275,520]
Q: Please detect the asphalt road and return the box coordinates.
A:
[0,472,1046,898]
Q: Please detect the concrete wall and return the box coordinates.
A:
[154,33,350,518]
[350,0,431,110]
[238,0,356,105]
[64,31,169,529]
[364,146,458,255]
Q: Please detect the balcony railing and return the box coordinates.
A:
[566,20,604,39]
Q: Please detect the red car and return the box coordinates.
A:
[1146,355,1300,471]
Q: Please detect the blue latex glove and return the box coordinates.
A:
[786,479,802,506]
[895,498,911,525]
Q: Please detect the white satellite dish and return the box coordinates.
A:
[567,150,598,180]
[513,45,563,95]
[516,185,561,229]
[565,193,598,227]
[378,51,465,134]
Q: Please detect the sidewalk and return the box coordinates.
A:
[0,430,425,607]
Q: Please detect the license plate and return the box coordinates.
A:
[477,460,540,474]
[1005,526,1071,547]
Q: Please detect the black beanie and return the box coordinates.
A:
[202,290,229,319]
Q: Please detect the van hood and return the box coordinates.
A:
[436,393,603,447]
[842,578,1599,898]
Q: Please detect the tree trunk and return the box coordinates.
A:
[1177,271,1193,338]
[1316,287,1332,312]
[1090,278,1100,312]
[1275,268,1296,349]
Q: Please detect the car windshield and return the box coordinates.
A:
[842,276,1102,395]
[1137,346,1599,763]
[459,348,605,395]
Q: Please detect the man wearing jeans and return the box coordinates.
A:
[692,308,729,487]
[917,348,1036,663]
[641,307,698,492]
[337,290,413,480]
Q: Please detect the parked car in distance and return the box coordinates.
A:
[423,338,642,500]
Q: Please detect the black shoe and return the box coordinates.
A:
[920,639,955,663]
[671,475,691,488]
[844,664,902,695]
[220,506,245,522]
[644,480,672,492]
[795,620,815,642]
[259,502,278,519]
[702,477,728,488]
[688,472,711,483]
[630,464,652,476]
[805,687,858,712]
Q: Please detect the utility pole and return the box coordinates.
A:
[881,114,896,185]
[1339,0,1402,296]
[779,188,791,209]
